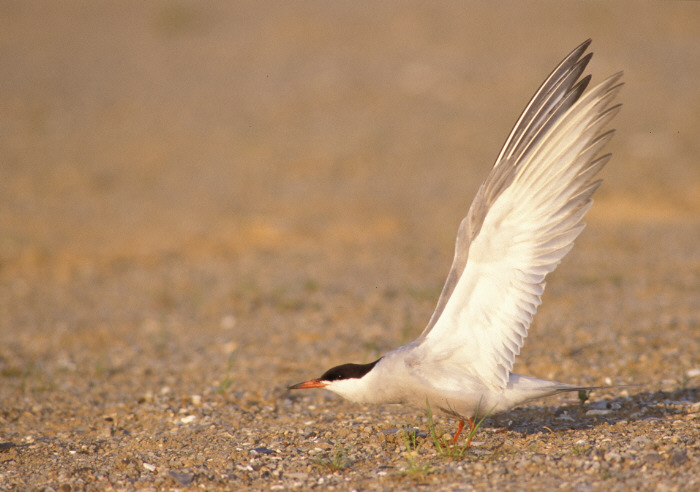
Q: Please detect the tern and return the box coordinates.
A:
[290,39,622,446]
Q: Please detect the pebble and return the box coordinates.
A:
[604,452,622,463]
[251,446,276,455]
[166,469,194,486]
[585,409,612,416]
[668,450,688,466]
[643,452,662,465]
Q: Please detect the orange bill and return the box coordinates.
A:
[288,378,327,390]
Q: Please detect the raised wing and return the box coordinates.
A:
[423,39,594,335]
[415,41,622,391]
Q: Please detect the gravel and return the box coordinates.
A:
[1,2,699,491]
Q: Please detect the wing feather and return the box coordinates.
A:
[414,41,622,390]
[422,40,600,334]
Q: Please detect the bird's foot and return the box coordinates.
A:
[451,417,475,448]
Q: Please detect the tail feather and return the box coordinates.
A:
[505,373,619,407]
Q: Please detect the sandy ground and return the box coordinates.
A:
[1,1,698,490]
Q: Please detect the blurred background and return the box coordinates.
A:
[0,1,698,396]
[1,1,698,269]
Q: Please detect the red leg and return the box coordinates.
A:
[464,417,475,448]
[452,419,465,444]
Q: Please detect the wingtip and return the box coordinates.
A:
[575,38,593,52]
[608,71,625,83]
[573,38,593,59]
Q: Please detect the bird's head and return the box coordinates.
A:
[289,358,381,402]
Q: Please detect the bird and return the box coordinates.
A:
[290,39,622,447]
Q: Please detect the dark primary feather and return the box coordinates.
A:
[494,39,592,165]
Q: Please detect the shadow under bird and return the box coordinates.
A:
[290,39,623,446]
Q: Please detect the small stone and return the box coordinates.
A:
[668,450,688,466]
[585,409,611,416]
[531,454,546,464]
[0,442,16,452]
[589,401,609,410]
[643,452,661,465]
[251,446,276,455]
[167,470,194,486]
[286,472,309,481]
[604,452,622,463]
[631,437,654,449]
